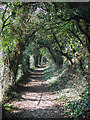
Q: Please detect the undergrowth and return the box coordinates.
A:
[67,85,89,119]
[46,64,89,119]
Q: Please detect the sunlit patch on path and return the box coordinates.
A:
[5,67,67,118]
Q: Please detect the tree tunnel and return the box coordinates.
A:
[0,3,90,82]
[0,1,90,94]
[0,2,90,119]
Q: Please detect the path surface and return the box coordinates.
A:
[4,67,66,119]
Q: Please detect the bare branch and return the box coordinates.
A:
[3,15,11,24]
[68,28,85,46]
[4,23,10,27]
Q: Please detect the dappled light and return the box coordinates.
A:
[2,68,67,119]
[0,2,89,119]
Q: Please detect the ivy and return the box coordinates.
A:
[67,85,89,118]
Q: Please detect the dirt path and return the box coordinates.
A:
[3,67,66,119]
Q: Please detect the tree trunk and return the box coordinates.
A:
[34,55,39,67]
[39,54,42,65]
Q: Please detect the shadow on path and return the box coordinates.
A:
[2,67,69,119]
[3,104,67,119]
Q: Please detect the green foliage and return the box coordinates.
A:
[44,66,53,80]
[8,91,19,98]
[67,86,89,118]
[3,103,16,111]
[0,3,89,107]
